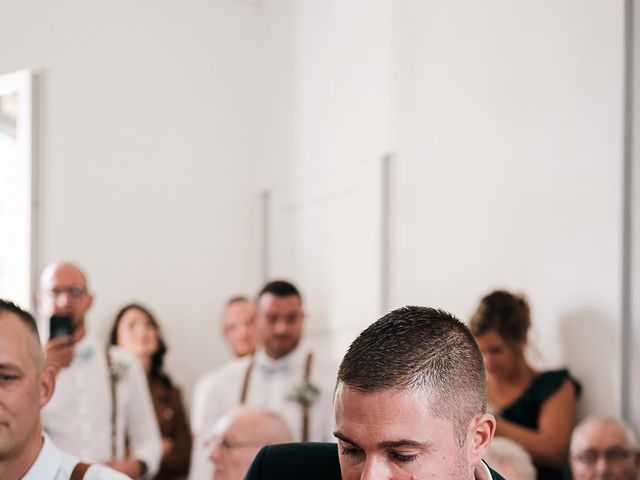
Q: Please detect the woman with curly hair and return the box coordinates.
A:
[470,290,581,480]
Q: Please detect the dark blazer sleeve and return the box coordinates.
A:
[489,465,507,480]
[244,445,268,479]
[244,443,341,480]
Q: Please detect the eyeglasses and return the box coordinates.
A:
[573,447,636,466]
[46,286,87,299]
[204,435,265,451]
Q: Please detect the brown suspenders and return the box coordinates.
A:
[301,352,313,442]
[105,348,117,459]
[70,462,91,480]
[239,352,314,441]
[239,357,255,404]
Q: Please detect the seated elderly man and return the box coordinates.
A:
[246,306,505,480]
[570,415,640,480]
[208,407,292,480]
[0,299,127,479]
[484,437,536,480]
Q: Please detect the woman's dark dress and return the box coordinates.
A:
[500,369,581,480]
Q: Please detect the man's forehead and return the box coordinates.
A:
[219,410,261,436]
[41,263,87,289]
[0,314,34,366]
[257,293,301,311]
[225,300,255,318]
[576,421,631,449]
[334,385,451,436]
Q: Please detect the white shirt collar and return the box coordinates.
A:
[254,345,304,368]
[474,460,494,480]
[21,433,63,480]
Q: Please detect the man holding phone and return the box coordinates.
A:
[37,261,162,478]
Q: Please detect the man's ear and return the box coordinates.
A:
[467,413,496,465]
[39,366,56,407]
[86,293,94,311]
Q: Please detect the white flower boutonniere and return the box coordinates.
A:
[287,380,320,408]
[111,361,129,383]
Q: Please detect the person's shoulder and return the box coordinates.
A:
[59,448,131,480]
[245,443,340,480]
[488,465,506,480]
[535,368,582,399]
[107,344,138,364]
[85,463,132,479]
[305,349,338,382]
[194,356,252,391]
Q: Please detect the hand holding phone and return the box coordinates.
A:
[49,315,74,340]
[45,315,75,372]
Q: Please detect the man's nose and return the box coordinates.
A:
[594,455,610,476]
[273,320,289,334]
[54,292,71,309]
[209,441,223,464]
[360,457,392,480]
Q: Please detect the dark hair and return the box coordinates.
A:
[469,290,531,344]
[257,280,301,301]
[0,299,40,339]
[109,303,171,388]
[337,306,486,445]
[0,299,43,369]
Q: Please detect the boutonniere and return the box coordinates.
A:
[111,361,129,383]
[287,380,320,408]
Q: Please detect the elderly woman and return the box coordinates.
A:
[470,290,581,480]
[110,303,191,480]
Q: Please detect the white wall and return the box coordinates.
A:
[0,0,265,401]
[259,0,625,418]
[393,0,624,418]
[0,0,627,419]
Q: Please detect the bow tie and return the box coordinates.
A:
[75,344,94,362]
[258,358,290,376]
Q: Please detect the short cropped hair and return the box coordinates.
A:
[337,306,486,444]
[0,299,40,339]
[258,280,301,301]
[0,299,43,370]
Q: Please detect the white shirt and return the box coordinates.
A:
[189,346,337,480]
[22,433,130,480]
[41,335,162,477]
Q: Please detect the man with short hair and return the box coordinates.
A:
[0,299,129,479]
[570,415,640,480]
[208,407,292,480]
[37,262,161,478]
[189,280,336,479]
[245,306,504,480]
[221,296,258,357]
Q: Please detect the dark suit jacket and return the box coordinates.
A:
[244,442,506,479]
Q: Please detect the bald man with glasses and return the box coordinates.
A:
[570,416,640,480]
[37,262,161,478]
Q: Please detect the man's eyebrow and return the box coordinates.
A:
[334,432,430,450]
[378,440,431,449]
[0,363,23,373]
[334,432,359,447]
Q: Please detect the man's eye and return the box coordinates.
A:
[391,452,419,463]
[0,375,17,383]
[340,447,363,458]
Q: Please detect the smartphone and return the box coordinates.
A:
[49,315,74,339]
